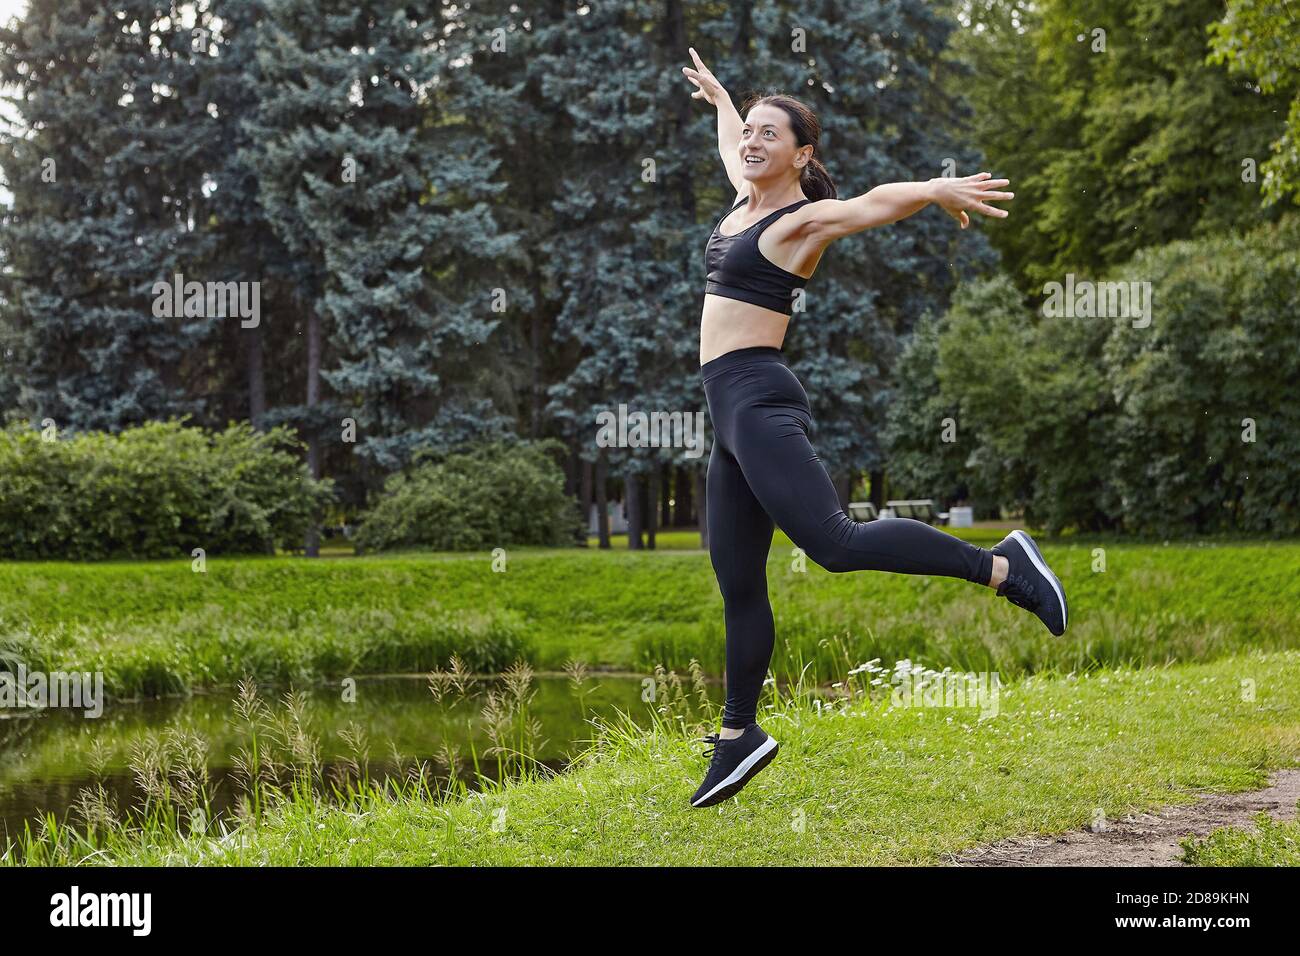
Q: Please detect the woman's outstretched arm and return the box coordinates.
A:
[682,48,745,193]
[807,173,1014,241]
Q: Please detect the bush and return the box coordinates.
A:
[885,215,1300,535]
[0,420,332,560]
[355,439,583,553]
[1102,217,1300,534]
[934,273,1120,531]
[878,311,972,509]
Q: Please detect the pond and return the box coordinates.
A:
[0,672,721,849]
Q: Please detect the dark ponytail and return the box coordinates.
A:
[740,92,839,201]
[800,153,837,202]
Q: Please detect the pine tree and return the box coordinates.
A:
[501,0,995,537]
[193,0,303,431]
[0,2,222,431]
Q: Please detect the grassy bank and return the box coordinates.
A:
[11,649,1300,866]
[1182,814,1300,865]
[3,533,1300,697]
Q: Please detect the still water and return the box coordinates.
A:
[0,673,718,845]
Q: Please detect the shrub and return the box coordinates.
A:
[884,215,1300,535]
[355,439,582,553]
[0,419,332,559]
[1102,217,1300,534]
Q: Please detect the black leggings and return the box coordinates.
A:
[701,346,994,729]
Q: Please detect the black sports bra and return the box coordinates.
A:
[704,196,813,315]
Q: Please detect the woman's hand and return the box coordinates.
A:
[681,47,728,108]
[930,172,1015,229]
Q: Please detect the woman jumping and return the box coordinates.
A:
[681,48,1068,809]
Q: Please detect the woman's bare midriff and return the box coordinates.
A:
[700,200,825,365]
[699,296,791,365]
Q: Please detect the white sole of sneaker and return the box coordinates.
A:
[1011,529,1067,632]
[691,735,779,807]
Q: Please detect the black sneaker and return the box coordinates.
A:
[689,724,779,808]
[992,530,1068,636]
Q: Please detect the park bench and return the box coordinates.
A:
[885,499,950,526]
[847,501,879,521]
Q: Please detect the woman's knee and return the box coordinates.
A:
[716,572,769,603]
[815,549,858,574]
[710,554,769,601]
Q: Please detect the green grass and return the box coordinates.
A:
[12,649,1300,866]
[1181,813,1300,865]
[3,533,1300,698]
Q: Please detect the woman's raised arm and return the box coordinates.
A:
[806,173,1014,241]
[682,48,746,194]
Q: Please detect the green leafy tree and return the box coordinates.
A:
[894,217,1300,534]
[1207,0,1300,206]
[1103,216,1300,534]
[952,0,1290,290]
[879,312,971,507]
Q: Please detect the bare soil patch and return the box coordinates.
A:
[947,769,1300,866]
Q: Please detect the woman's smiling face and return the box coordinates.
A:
[738,104,811,183]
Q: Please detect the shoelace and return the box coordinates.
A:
[999,571,1040,612]
[700,732,721,761]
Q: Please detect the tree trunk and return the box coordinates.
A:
[596,452,610,549]
[676,465,693,526]
[563,442,577,497]
[660,464,672,529]
[694,467,708,550]
[647,467,659,550]
[246,324,265,428]
[626,471,643,550]
[869,469,886,511]
[579,456,593,549]
[304,309,321,558]
[530,310,543,438]
[835,473,852,511]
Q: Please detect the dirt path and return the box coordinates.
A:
[947,769,1300,867]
